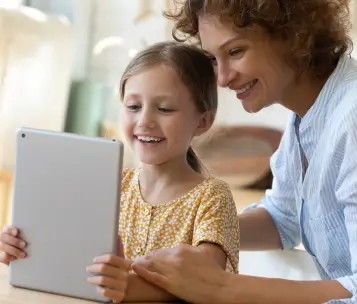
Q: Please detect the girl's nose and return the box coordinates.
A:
[137,110,155,129]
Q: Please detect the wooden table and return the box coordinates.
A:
[0,264,178,304]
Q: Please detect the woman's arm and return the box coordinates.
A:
[132,244,352,304]
[239,126,301,252]
[124,243,226,302]
[239,207,282,251]
[225,273,352,304]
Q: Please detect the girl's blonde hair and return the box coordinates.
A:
[119,41,218,173]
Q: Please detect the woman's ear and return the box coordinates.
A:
[194,111,215,137]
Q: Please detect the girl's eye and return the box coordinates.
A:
[158,108,174,113]
[126,105,141,111]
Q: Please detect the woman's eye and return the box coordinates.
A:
[229,48,245,57]
[126,105,141,111]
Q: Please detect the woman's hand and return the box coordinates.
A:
[86,254,132,303]
[0,226,27,265]
[132,244,230,304]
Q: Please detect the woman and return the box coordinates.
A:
[131,0,357,303]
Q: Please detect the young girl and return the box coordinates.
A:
[0,41,240,303]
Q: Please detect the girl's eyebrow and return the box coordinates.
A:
[124,92,174,101]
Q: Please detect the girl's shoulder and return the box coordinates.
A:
[121,168,139,191]
[122,168,136,179]
[206,176,232,194]
[192,176,234,201]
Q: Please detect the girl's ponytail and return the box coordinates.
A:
[186,146,201,173]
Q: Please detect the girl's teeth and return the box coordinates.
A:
[137,136,163,142]
[236,80,257,94]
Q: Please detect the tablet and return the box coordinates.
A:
[9,127,123,303]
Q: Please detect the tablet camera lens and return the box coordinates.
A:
[21,133,26,138]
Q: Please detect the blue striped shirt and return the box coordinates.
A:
[257,55,357,303]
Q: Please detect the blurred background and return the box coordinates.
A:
[0,0,356,227]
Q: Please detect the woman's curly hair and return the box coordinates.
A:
[165,0,353,77]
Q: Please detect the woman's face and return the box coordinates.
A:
[198,14,296,113]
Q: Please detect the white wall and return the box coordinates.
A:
[0,6,73,169]
[26,0,94,80]
[0,0,23,8]
[89,0,171,82]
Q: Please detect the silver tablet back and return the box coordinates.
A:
[9,127,123,302]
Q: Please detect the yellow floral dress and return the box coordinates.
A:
[119,168,240,273]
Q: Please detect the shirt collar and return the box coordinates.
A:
[293,55,350,131]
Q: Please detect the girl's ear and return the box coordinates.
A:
[194,111,215,137]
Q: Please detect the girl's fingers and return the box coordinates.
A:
[2,226,19,237]
[92,254,132,270]
[0,233,26,250]
[87,263,120,279]
[96,286,125,303]
[86,263,129,281]
[87,275,127,291]
[0,241,26,259]
[0,252,16,265]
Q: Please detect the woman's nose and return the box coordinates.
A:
[216,62,235,88]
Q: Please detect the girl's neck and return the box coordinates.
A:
[138,157,205,206]
[139,157,203,187]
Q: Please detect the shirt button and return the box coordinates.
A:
[144,208,150,215]
[135,247,141,253]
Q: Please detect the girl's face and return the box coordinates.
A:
[198,14,296,113]
[121,64,212,166]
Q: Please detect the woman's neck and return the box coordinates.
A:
[281,72,330,117]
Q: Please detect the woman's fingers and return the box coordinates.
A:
[132,262,170,289]
[132,244,226,304]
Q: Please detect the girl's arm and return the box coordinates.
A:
[123,243,226,302]
[124,273,177,302]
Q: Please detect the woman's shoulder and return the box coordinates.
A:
[329,56,357,106]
